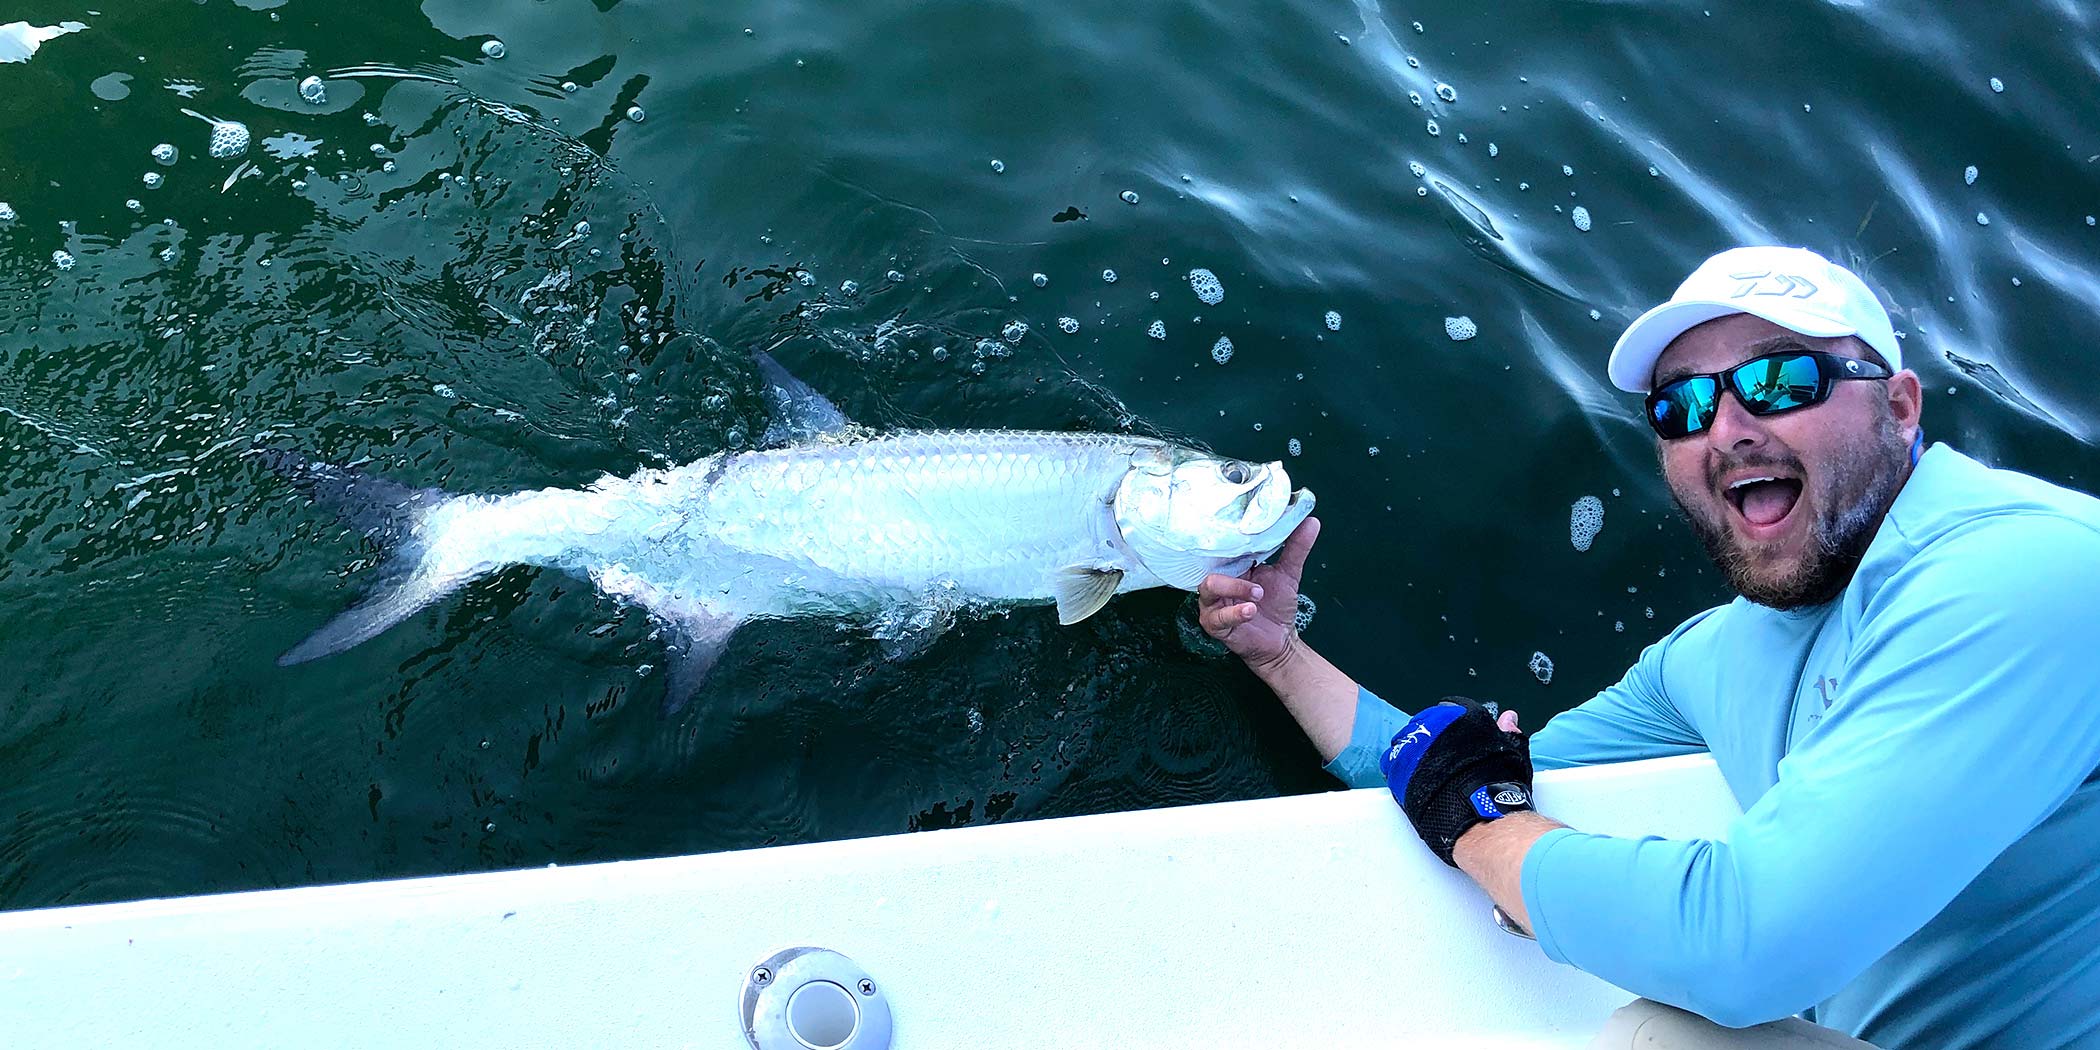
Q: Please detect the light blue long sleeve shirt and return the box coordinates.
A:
[1327,445,2100,1049]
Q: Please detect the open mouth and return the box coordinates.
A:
[1724,476,1803,531]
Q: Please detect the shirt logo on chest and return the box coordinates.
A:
[1813,675,1840,709]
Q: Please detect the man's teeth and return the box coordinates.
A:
[1729,476,1781,490]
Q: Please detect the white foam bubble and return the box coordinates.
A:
[298,75,326,104]
[1188,268,1224,305]
[1434,82,1456,102]
[1146,320,1166,340]
[150,142,178,165]
[989,159,1004,173]
[1570,495,1604,552]
[183,109,249,158]
[51,250,74,271]
[1001,320,1029,343]
[1293,594,1317,633]
[1444,315,1477,341]
[1120,190,1139,204]
[1031,272,1047,287]
[1408,91,1423,107]
[1964,165,1978,185]
[1989,76,2005,93]
[1287,437,1302,456]
[1101,268,1117,283]
[1324,310,1341,331]
[0,202,14,222]
[1589,309,1602,321]
[1976,212,1990,226]
[141,171,164,189]
[1561,164,1574,177]
[1572,206,1592,232]
[1529,651,1554,684]
[1487,142,1498,157]
[840,279,859,296]
[1367,446,1380,457]
[1210,335,1234,364]
[480,39,507,59]
[1409,161,1425,178]
[1057,316,1079,334]
[1425,119,1440,136]
[625,105,645,122]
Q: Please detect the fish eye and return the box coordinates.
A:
[1219,462,1250,484]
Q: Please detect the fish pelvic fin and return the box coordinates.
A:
[661,612,740,716]
[261,450,477,666]
[1053,566,1125,625]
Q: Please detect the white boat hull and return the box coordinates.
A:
[0,754,1740,1048]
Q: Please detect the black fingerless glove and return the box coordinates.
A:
[1378,697,1535,866]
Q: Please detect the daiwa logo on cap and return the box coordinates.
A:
[1727,271,1819,300]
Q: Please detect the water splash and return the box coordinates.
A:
[0,20,88,64]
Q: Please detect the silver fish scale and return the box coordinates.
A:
[488,431,1174,621]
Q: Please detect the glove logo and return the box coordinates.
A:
[1492,787,1528,807]
[1382,723,1432,768]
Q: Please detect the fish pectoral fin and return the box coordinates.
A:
[1052,566,1125,625]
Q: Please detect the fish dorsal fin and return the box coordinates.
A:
[1052,566,1125,625]
[753,347,850,446]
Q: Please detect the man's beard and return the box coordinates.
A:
[1669,413,1912,610]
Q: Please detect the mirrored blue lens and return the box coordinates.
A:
[1730,354,1824,413]
[1649,376,1719,438]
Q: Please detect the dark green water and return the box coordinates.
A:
[3,1,2096,910]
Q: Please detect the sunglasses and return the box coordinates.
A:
[1645,350,1892,440]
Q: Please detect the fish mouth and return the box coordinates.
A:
[1251,487,1316,558]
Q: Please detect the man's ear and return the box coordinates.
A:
[1887,369,1924,442]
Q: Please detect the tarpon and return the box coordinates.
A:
[272,356,1314,709]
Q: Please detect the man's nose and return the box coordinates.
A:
[1704,390,1769,451]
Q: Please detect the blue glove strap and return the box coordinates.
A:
[1379,702,1467,803]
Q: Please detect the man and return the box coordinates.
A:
[1199,246,2100,1049]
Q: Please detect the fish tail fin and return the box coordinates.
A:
[258,450,477,666]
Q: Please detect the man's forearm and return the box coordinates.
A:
[1246,638,1362,763]
[1453,811,1563,932]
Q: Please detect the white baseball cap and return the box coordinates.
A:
[1607,246,1902,393]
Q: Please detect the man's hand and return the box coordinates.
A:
[1379,699,1537,867]
[1197,516,1320,675]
